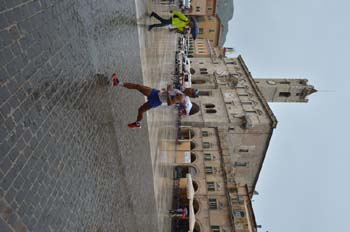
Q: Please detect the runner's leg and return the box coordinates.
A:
[123,83,152,96]
[137,102,152,122]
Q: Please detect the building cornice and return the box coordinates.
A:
[237,55,278,128]
[237,55,277,195]
[243,184,258,231]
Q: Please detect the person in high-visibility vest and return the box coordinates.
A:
[148,10,191,32]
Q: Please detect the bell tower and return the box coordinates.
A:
[254,78,317,103]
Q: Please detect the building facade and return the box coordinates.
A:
[196,16,221,47]
[171,55,316,231]
[174,127,259,232]
[188,0,217,16]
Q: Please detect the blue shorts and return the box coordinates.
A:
[147,89,162,108]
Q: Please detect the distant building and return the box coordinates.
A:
[169,54,316,231]
[196,16,221,47]
[185,0,234,47]
[187,0,217,16]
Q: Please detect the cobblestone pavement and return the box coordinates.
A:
[0,0,178,231]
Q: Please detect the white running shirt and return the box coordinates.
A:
[158,89,185,104]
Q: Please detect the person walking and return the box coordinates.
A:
[112,73,199,129]
[148,10,191,32]
[169,207,189,219]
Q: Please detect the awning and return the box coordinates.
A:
[188,199,195,232]
[186,173,194,200]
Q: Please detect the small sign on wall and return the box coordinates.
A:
[184,151,191,163]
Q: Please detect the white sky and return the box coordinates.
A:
[225,0,350,231]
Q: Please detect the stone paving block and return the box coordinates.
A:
[0,142,11,161]
[7,148,20,163]
[0,198,13,222]
[0,102,11,118]
[10,42,22,58]
[4,117,15,133]
[0,216,12,232]
[0,85,11,102]
[0,30,12,48]
[0,47,14,67]
[4,10,17,27]
[4,186,16,204]
[6,79,19,96]
[0,156,12,175]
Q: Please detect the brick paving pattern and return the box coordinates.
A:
[0,0,179,231]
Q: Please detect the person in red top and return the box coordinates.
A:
[169,207,188,218]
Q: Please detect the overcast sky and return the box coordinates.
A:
[225,0,350,231]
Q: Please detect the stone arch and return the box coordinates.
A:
[192,180,199,192]
[193,222,201,232]
[190,142,196,150]
[191,152,196,163]
[193,198,200,214]
[178,128,195,140]
[175,165,198,178]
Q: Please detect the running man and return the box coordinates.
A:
[112,73,199,129]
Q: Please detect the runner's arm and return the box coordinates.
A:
[167,92,184,105]
[167,84,173,91]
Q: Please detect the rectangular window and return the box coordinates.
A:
[203,142,210,148]
[207,182,215,191]
[238,93,249,97]
[197,16,205,21]
[234,162,248,167]
[196,6,200,12]
[233,211,245,218]
[209,198,217,209]
[209,29,215,33]
[204,153,212,160]
[245,110,257,114]
[205,166,213,174]
[239,149,248,153]
[241,102,253,105]
[280,81,290,84]
[224,59,237,65]
[279,92,291,97]
[211,225,220,232]
[199,28,204,34]
[202,131,209,137]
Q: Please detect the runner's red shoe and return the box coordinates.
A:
[128,122,141,129]
[112,73,119,86]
